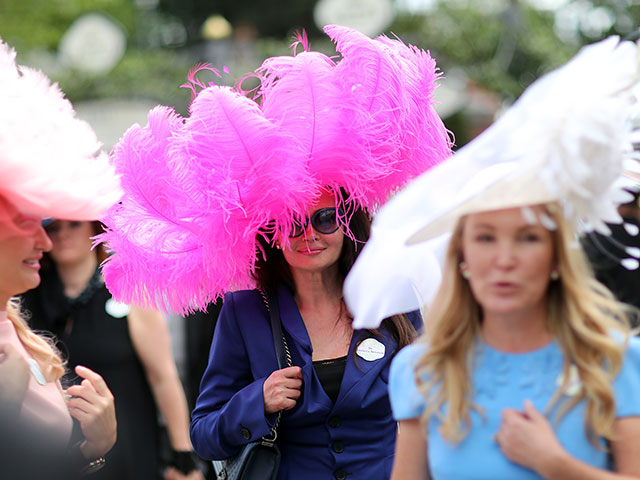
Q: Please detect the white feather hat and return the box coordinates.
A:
[345,36,640,329]
[0,40,121,221]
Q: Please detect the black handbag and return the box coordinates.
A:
[212,290,292,480]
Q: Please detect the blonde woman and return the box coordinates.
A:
[0,203,116,476]
[0,38,122,476]
[342,36,640,479]
[389,204,640,479]
[21,219,204,480]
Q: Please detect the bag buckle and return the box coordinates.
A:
[261,427,278,445]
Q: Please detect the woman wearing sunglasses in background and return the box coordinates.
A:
[96,26,451,479]
[20,219,204,480]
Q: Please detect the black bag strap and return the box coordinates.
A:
[258,289,292,442]
[263,290,290,370]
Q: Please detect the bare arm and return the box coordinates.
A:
[127,305,192,451]
[391,419,429,480]
[497,401,640,479]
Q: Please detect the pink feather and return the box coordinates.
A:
[99,88,315,314]
[375,34,453,173]
[97,26,453,314]
[258,50,387,213]
[326,25,452,209]
[325,25,408,208]
[98,106,215,312]
[173,84,315,265]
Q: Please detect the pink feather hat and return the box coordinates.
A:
[0,39,122,239]
[259,25,452,212]
[98,25,451,313]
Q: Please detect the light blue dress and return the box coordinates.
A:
[389,337,640,479]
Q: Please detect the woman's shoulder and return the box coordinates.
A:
[389,342,429,420]
[221,289,269,312]
[390,343,429,390]
[218,289,268,328]
[223,289,262,303]
[613,335,640,417]
[619,335,640,374]
[392,342,428,371]
[405,310,423,331]
[624,334,640,354]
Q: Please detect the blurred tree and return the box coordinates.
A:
[392,1,576,100]
[53,49,193,112]
[389,0,638,145]
[0,0,136,52]
[553,0,639,44]
[158,0,321,41]
[1,0,637,119]
[392,0,639,99]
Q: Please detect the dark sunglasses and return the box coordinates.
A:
[44,220,84,235]
[290,207,344,238]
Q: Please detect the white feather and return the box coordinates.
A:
[621,258,640,270]
[624,222,640,236]
[0,39,122,220]
[626,246,640,258]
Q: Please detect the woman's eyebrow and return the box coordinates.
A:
[468,223,495,230]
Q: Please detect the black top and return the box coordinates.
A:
[583,217,640,327]
[21,267,160,480]
[312,355,347,404]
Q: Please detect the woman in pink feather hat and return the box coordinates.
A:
[97,26,451,480]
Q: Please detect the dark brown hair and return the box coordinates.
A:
[253,192,417,351]
[42,221,107,269]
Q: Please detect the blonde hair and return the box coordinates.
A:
[6,298,65,382]
[416,204,630,445]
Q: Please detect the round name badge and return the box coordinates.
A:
[356,338,385,361]
[28,358,47,385]
[105,298,130,318]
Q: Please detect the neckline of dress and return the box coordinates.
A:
[477,337,557,357]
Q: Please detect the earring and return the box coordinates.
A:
[550,269,560,281]
[459,261,471,279]
[275,243,281,250]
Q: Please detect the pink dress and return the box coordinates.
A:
[0,310,72,445]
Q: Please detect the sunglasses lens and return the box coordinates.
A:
[290,219,306,238]
[313,208,339,234]
[288,207,343,237]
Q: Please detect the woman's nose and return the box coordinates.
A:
[494,240,516,268]
[36,225,53,252]
[302,219,317,240]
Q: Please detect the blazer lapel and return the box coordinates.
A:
[275,285,397,412]
[276,284,313,357]
[333,328,398,410]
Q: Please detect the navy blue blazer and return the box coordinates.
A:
[190,285,422,480]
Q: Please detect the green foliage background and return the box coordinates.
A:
[1,0,638,123]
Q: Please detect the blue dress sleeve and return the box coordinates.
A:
[389,343,427,420]
[614,336,640,418]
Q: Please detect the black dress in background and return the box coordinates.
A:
[183,302,221,411]
[582,217,640,328]
[21,267,160,480]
